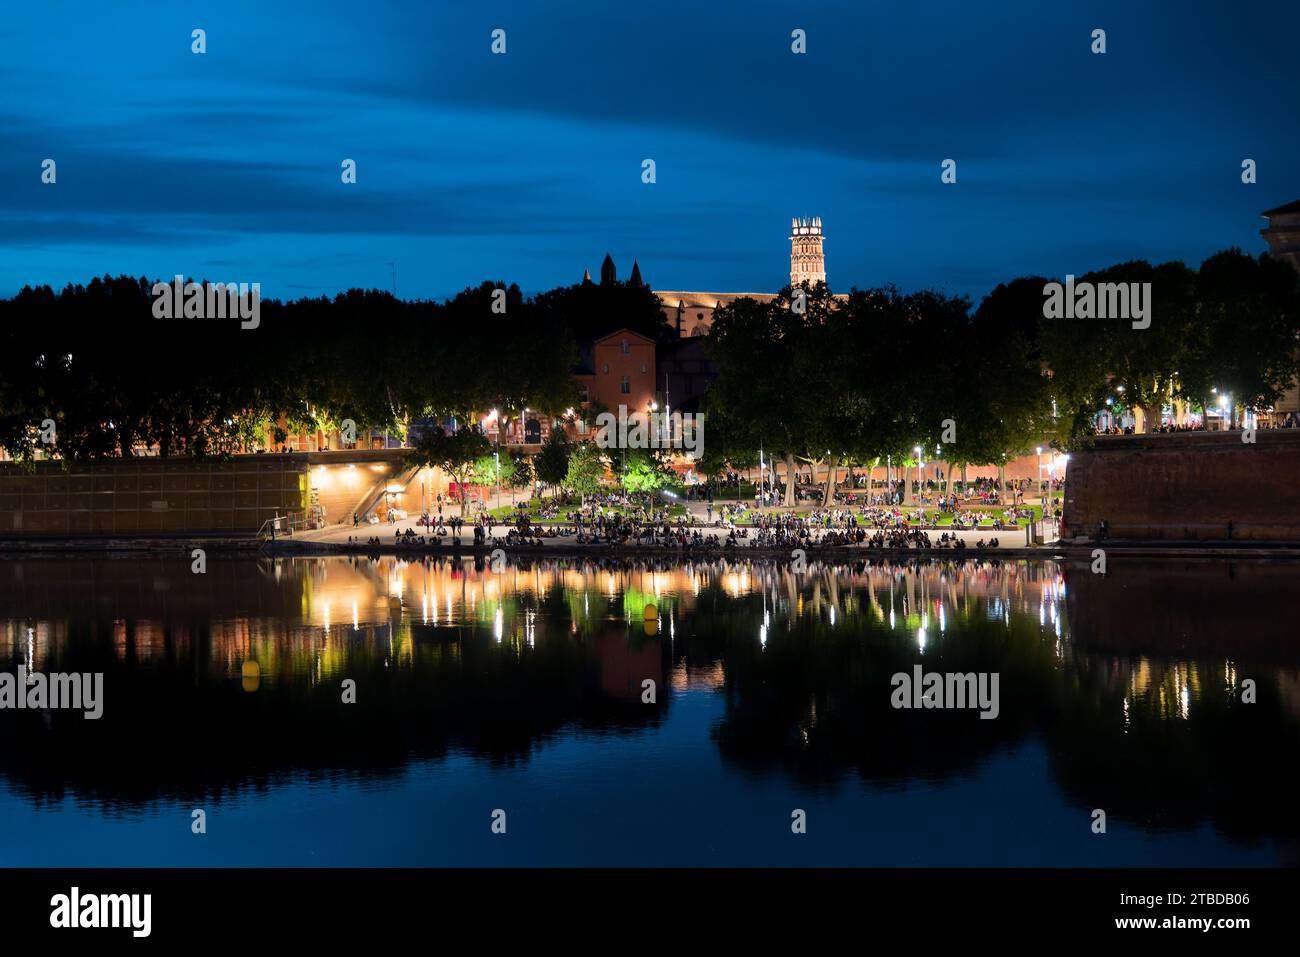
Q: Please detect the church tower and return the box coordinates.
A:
[789,216,826,288]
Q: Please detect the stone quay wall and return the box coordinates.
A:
[1062,431,1300,542]
[0,454,310,536]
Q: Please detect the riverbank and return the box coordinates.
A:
[5,536,1298,563]
[0,534,263,556]
[263,538,1300,561]
[7,522,1300,561]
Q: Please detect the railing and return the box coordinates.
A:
[255,512,313,540]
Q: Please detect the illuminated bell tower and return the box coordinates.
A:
[789,216,826,287]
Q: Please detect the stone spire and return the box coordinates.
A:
[789,216,826,288]
[600,253,617,285]
[629,260,644,287]
[582,268,593,285]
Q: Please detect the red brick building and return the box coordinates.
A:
[575,328,657,423]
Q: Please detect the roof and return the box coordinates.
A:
[593,327,656,347]
[654,290,779,309]
[1262,199,1300,217]
[655,289,849,308]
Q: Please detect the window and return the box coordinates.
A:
[602,363,609,375]
[577,419,587,434]
[578,385,589,403]
[620,339,630,354]
[640,362,647,374]
[620,376,631,394]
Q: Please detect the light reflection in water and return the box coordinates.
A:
[0,556,1292,736]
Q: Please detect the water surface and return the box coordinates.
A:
[1,555,1296,866]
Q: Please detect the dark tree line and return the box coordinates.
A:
[700,248,1300,504]
[0,274,667,461]
[2,248,1295,479]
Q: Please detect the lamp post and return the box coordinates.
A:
[912,445,922,507]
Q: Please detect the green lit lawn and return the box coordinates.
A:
[738,503,1043,528]
[486,499,688,522]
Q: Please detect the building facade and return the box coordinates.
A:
[1261,200,1300,423]
[1261,200,1300,273]
[575,329,657,418]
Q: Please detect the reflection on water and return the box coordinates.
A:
[1,555,1297,866]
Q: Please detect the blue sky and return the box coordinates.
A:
[2,0,1296,301]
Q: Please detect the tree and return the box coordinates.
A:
[619,447,673,493]
[959,280,1056,489]
[1097,261,1197,433]
[406,425,492,516]
[706,284,835,506]
[509,450,535,492]
[473,449,514,502]
[565,441,607,496]
[529,276,674,345]
[1181,249,1300,426]
[832,286,975,504]
[535,428,573,495]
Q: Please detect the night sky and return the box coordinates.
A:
[2,0,1297,301]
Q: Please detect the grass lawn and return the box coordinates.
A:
[486,499,687,522]
[486,497,568,521]
[904,504,1043,527]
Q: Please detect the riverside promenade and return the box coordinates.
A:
[283,496,1051,556]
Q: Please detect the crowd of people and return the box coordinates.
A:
[333,475,1058,556]
[1099,418,1300,435]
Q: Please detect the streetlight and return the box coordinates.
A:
[915,444,925,504]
